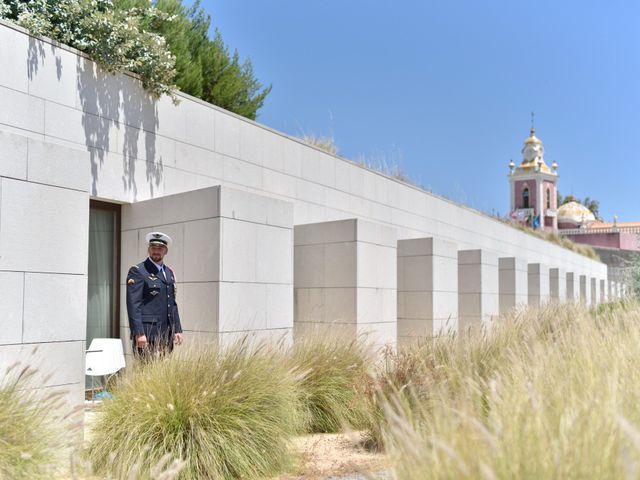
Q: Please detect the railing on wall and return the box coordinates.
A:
[560,226,640,235]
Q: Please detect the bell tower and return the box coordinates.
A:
[508,124,559,231]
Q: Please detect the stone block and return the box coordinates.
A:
[183,218,221,282]
[180,282,218,333]
[323,288,358,323]
[220,218,257,282]
[579,275,591,305]
[498,257,528,314]
[175,142,223,179]
[28,138,89,191]
[294,218,397,346]
[549,268,566,302]
[218,282,267,332]
[0,129,28,179]
[0,271,24,344]
[255,225,293,284]
[263,169,296,198]
[239,121,265,166]
[358,243,396,289]
[266,284,294,330]
[214,109,240,158]
[528,263,550,306]
[398,318,431,338]
[357,288,396,324]
[0,85,44,133]
[184,102,215,151]
[397,237,458,343]
[219,186,267,224]
[295,288,324,324]
[45,101,117,152]
[358,321,396,348]
[161,186,219,225]
[0,179,89,274]
[23,273,86,343]
[28,40,78,108]
[397,236,458,258]
[293,321,356,342]
[458,249,498,331]
[0,340,84,387]
[223,156,263,190]
[155,93,187,142]
[0,25,28,92]
[398,291,432,320]
[294,245,325,288]
[566,272,580,302]
[282,139,304,177]
[295,219,356,246]
[323,242,357,287]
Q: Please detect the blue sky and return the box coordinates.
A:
[198,0,639,221]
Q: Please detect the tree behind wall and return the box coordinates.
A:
[115,0,271,120]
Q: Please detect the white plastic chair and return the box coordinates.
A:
[85,338,126,401]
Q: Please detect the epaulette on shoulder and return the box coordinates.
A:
[130,264,139,269]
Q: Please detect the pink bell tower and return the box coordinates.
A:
[508,122,559,231]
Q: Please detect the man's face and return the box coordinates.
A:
[148,244,168,263]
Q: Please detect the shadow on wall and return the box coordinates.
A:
[25,36,164,200]
[76,57,162,200]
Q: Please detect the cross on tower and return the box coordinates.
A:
[531,111,535,132]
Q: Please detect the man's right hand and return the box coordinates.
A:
[135,334,148,348]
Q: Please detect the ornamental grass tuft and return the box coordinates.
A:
[86,341,302,480]
[380,299,640,479]
[289,336,373,433]
[0,364,66,479]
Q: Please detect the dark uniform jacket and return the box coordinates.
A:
[126,258,182,346]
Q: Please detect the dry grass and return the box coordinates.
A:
[300,135,338,155]
[0,359,81,480]
[506,220,600,260]
[380,300,640,479]
[288,336,373,433]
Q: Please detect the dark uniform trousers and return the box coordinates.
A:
[126,258,182,359]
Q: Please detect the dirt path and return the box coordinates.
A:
[277,432,388,480]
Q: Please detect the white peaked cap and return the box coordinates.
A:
[145,231,172,247]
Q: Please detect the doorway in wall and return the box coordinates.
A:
[86,200,121,388]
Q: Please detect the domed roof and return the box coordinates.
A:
[523,128,543,145]
[557,201,596,225]
[515,128,555,175]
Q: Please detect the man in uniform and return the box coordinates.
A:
[126,232,183,358]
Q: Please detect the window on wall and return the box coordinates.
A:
[523,188,530,208]
[546,189,551,209]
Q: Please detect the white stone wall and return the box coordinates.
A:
[0,130,89,413]
[0,21,606,284]
[397,237,458,345]
[0,21,613,408]
[120,186,293,358]
[294,219,397,348]
[498,257,528,314]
